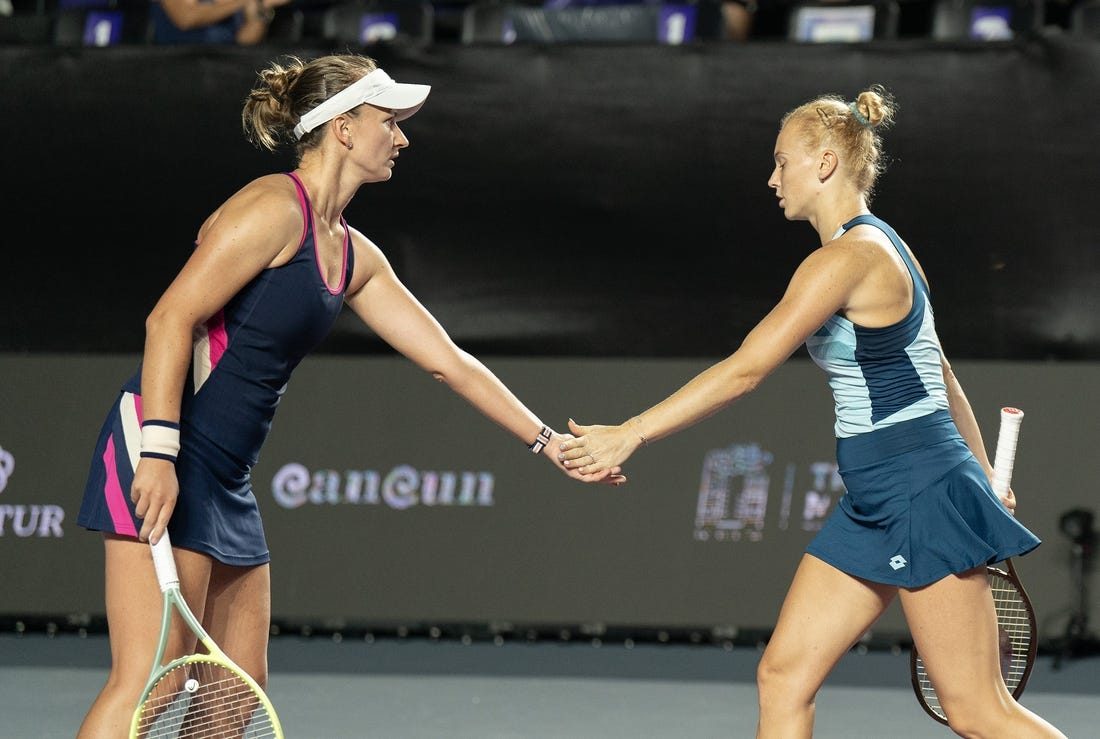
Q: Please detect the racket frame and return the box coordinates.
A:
[910,558,1039,724]
[909,407,1038,725]
[129,532,284,738]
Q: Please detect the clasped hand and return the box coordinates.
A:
[557,418,641,477]
[548,428,626,486]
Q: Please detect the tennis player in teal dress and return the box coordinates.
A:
[559,86,1064,738]
[803,213,1039,588]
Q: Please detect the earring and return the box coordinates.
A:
[346,140,353,150]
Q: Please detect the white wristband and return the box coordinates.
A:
[141,420,181,463]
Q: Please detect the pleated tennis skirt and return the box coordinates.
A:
[806,410,1040,587]
[77,390,271,567]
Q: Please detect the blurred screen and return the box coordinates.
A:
[791,5,876,42]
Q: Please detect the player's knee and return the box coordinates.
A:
[756,653,812,711]
[102,663,150,697]
[940,696,1010,739]
[756,652,783,694]
[82,668,147,733]
[945,713,989,739]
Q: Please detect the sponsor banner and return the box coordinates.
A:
[0,444,66,539]
[0,354,1095,636]
[272,463,495,510]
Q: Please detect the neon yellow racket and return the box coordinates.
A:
[130,532,283,738]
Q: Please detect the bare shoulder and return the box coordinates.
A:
[779,226,901,315]
[827,223,893,259]
[226,173,302,214]
[830,223,919,325]
[797,231,874,280]
[198,174,302,242]
[823,224,906,279]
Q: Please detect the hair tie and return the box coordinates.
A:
[849,102,870,128]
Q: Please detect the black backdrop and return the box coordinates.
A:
[2,36,1098,360]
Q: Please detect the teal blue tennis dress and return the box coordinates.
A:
[804,214,1039,587]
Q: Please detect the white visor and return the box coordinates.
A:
[292,68,430,140]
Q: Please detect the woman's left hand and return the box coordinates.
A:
[1000,487,1017,516]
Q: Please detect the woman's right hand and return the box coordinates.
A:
[558,418,641,475]
[546,431,627,486]
[131,458,179,545]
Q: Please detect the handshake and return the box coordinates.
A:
[536,417,652,487]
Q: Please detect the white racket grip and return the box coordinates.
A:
[150,531,181,592]
[991,407,1024,498]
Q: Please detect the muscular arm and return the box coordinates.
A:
[344,231,618,483]
[563,243,866,471]
[135,178,302,542]
[344,232,542,439]
[141,182,299,423]
[941,356,993,474]
[941,356,1017,513]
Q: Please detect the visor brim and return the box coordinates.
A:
[368,83,431,122]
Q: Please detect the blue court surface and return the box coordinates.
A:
[3,633,1098,738]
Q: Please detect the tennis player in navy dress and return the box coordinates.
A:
[559,87,1065,738]
[79,172,349,567]
[76,54,623,738]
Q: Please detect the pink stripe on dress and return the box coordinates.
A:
[207,309,228,369]
[193,310,229,391]
[103,435,138,537]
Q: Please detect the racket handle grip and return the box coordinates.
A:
[150,531,181,592]
[991,407,1024,498]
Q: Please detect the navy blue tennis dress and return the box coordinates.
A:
[78,173,353,566]
[804,214,1039,587]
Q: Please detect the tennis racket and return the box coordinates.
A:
[130,532,284,738]
[910,406,1038,724]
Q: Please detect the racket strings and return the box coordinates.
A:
[913,658,944,717]
[989,574,1032,691]
[140,694,275,738]
[136,662,277,738]
[913,570,1035,722]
